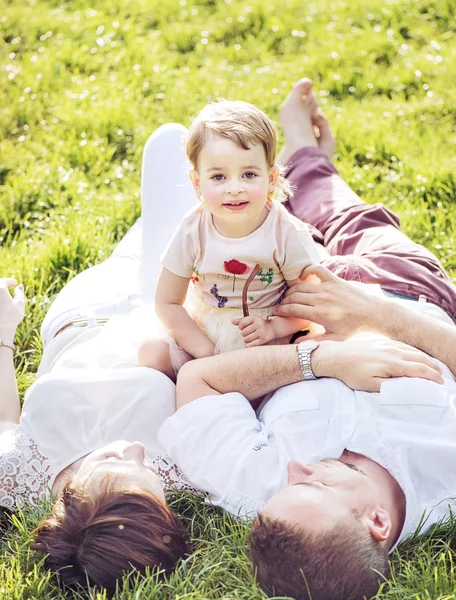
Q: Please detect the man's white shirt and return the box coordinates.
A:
[159,361,456,548]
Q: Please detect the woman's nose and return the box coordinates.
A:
[287,460,314,484]
[122,441,146,463]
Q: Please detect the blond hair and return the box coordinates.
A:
[186,100,292,203]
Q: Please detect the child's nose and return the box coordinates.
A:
[226,179,244,195]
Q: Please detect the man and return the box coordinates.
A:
[157,81,456,600]
[159,313,456,600]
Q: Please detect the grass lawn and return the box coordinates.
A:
[1,0,456,597]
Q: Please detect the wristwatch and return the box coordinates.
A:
[296,340,319,380]
[0,339,15,352]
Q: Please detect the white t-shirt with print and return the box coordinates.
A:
[161,201,321,310]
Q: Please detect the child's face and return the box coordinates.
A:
[190,133,278,237]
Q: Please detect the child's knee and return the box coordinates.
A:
[138,339,172,372]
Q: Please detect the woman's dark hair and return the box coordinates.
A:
[33,480,190,595]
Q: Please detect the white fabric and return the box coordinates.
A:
[41,124,197,345]
[161,200,320,354]
[0,428,52,510]
[0,124,197,510]
[159,299,456,545]
[139,123,197,301]
[20,324,177,491]
[162,201,320,308]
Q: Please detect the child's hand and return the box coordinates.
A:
[231,315,271,347]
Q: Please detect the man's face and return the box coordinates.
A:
[261,458,381,530]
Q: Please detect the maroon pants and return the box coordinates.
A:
[285,147,456,323]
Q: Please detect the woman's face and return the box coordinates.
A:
[74,441,166,501]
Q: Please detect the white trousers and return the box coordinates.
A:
[41,124,197,346]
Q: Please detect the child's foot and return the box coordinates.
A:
[278,78,319,166]
[312,109,336,159]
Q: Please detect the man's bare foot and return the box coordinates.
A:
[313,109,336,159]
[278,78,319,166]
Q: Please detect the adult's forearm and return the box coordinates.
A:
[371,301,456,375]
[176,335,444,407]
[0,347,20,424]
[177,344,303,407]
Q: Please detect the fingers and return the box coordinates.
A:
[232,316,255,330]
[400,348,443,374]
[274,303,318,321]
[13,283,25,305]
[301,265,336,283]
[0,278,18,290]
[393,361,444,384]
[245,337,263,348]
[279,288,321,309]
[240,323,260,337]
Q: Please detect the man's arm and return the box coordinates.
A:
[274,265,456,375]
[176,337,443,408]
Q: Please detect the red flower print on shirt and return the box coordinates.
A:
[224,259,249,276]
[224,259,249,292]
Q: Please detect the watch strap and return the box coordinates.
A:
[296,342,318,380]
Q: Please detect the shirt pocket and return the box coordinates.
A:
[260,381,319,425]
[378,378,452,426]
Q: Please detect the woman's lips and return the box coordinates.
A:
[223,201,248,211]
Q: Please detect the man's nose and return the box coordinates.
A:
[287,460,314,484]
[122,441,146,462]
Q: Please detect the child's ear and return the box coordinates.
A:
[269,165,280,187]
[190,170,201,195]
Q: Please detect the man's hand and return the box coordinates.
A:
[274,265,386,339]
[232,315,272,347]
[313,337,444,392]
[0,279,26,339]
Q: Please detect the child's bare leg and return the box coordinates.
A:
[278,78,319,166]
[138,339,175,382]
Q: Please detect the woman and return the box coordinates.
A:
[0,120,201,595]
[1,79,453,596]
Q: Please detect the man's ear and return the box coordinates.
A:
[190,170,201,196]
[365,507,392,542]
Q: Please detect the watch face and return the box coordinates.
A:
[297,340,319,351]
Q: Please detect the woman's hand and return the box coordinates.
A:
[312,337,444,392]
[274,265,388,339]
[0,279,26,339]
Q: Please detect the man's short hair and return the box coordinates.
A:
[248,513,389,600]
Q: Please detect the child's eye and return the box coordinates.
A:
[244,171,257,179]
[211,173,225,181]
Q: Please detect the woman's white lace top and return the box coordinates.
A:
[0,427,197,510]
[0,428,52,510]
[2,317,196,511]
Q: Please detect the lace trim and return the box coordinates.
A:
[0,427,52,510]
[0,433,200,511]
[153,454,203,497]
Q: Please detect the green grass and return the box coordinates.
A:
[1,0,456,597]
